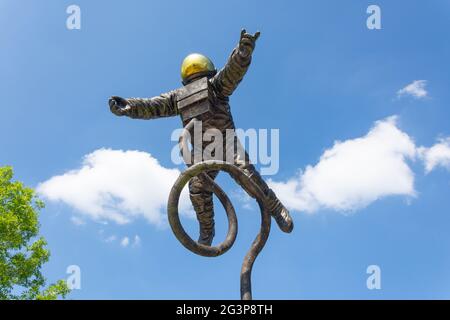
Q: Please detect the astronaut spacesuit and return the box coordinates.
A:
[109,30,293,245]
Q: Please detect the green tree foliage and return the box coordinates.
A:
[0,166,70,300]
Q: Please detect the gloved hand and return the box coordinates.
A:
[238,29,260,58]
[109,96,131,116]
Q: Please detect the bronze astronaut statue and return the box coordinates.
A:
[109,29,293,245]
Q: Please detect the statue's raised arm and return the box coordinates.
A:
[211,29,260,98]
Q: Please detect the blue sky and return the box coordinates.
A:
[2,0,450,299]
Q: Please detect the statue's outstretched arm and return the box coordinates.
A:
[212,29,260,98]
[109,91,178,119]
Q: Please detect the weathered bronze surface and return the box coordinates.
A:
[176,77,214,122]
[109,29,293,299]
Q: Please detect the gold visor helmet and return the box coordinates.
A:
[181,53,216,83]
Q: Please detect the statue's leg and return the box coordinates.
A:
[189,170,219,245]
[234,146,294,233]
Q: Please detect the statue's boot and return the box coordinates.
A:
[190,192,215,246]
[245,168,294,233]
[266,189,294,233]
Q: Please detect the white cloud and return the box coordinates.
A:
[99,231,142,248]
[70,216,85,226]
[418,138,450,173]
[269,116,417,213]
[37,149,191,226]
[397,80,428,99]
[103,235,117,243]
[37,125,450,224]
[132,235,141,247]
[120,237,130,247]
[231,189,254,210]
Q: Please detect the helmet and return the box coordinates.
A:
[180,53,216,83]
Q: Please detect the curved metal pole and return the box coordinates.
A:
[167,161,271,300]
[167,118,272,300]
